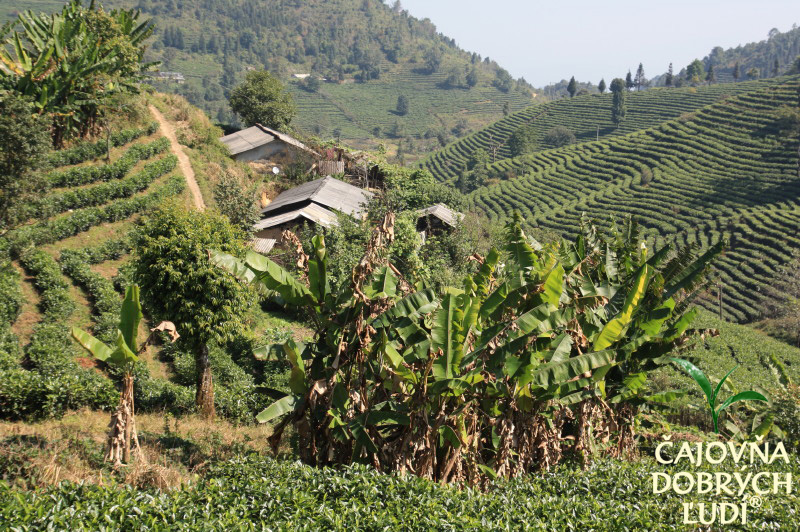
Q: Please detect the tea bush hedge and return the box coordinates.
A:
[1,454,797,530]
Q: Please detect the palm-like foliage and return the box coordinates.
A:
[213,214,722,483]
[670,357,768,433]
[0,0,155,145]
[71,285,171,465]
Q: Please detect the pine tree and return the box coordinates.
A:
[773,58,780,77]
[163,27,173,47]
[665,63,674,87]
[733,62,741,81]
[634,63,645,91]
[567,76,577,98]
[625,71,634,91]
[598,78,606,94]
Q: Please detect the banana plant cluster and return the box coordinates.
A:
[0,0,155,145]
[213,215,722,483]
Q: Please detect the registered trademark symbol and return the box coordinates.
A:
[748,496,763,508]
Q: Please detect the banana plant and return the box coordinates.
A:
[211,213,721,482]
[670,357,768,433]
[71,285,170,465]
[0,1,155,145]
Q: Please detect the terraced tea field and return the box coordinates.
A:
[421,79,784,182]
[465,78,800,323]
[0,113,196,419]
[288,59,535,153]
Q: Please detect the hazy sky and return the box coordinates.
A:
[396,0,799,87]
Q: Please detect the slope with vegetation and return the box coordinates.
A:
[0,0,535,156]
[692,25,800,83]
[421,78,783,183]
[467,78,800,323]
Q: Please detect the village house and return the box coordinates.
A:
[251,176,373,254]
[219,124,319,163]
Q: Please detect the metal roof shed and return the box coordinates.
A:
[261,176,373,218]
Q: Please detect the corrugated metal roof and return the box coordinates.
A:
[219,126,274,156]
[251,238,277,254]
[416,204,463,227]
[219,124,318,157]
[253,203,339,231]
[256,124,318,156]
[261,176,373,217]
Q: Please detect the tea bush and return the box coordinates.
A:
[45,123,159,168]
[1,454,797,530]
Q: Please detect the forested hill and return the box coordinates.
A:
[667,25,800,84]
[0,0,534,156]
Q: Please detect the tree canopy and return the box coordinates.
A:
[228,70,296,130]
[131,203,253,418]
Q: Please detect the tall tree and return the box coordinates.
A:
[625,71,634,91]
[789,56,800,75]
[466,67,479,88]
[423,46,443,74]
[610,78,627,126]
[733,62,741,81]
[502,101,511,117]
[665,63,674,87]
[634,63,645,91]
[229,70,296,130]
[598,78,606,94]
[773,58,781,77]
[747,67,760,80]
[131,203,252,419]
[507,126,535,156]
[705,65,716,84]
[686,59,705,85]
[567,76,577,98]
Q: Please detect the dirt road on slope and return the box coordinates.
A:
[149,105,206,211]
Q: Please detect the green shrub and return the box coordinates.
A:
[45,123,159,168]
[8,175,185,252]
[19,250,74,319]
[46,137,169,188]
[0,264,23,325]
[1,454,797,530]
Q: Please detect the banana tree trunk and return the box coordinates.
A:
[106,373,138,466]
[195,343,215,419]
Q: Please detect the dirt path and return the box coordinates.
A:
[148,105,206,211]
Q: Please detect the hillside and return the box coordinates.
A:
[465,77,800,323]
[421,78,783,182]
[693,25,800,83]
[0,91,311,424]
[0,0,535,157]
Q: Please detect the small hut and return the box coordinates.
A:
[416,204,463,242]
